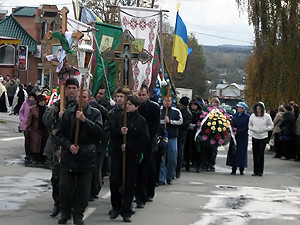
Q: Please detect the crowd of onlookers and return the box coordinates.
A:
[268,101,300,161]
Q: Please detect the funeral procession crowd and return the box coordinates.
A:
[1,74,300,225]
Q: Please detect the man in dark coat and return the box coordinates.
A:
[107,92,149,223]
[135,85,160,208]
[43,77,79,217]
[226,102,250,175]
[55,89,102,225]
[176,96,192,178]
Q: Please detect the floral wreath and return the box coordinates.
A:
[195,107,236,147]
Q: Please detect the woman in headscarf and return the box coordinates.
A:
[226,102,250,175]
[249,102,274,176]
[25,94,50,164]
[19,92,36,161]
[0,76,9,112]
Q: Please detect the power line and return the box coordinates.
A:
[191,30,253,44]
[187,22,252,35]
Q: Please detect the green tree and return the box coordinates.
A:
[236,0,300,108]
[163,29,207,98]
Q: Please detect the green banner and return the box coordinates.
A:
[91,22,123,98]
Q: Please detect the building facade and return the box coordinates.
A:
[0,5,61,87]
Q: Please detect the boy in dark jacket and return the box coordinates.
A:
[107,93,149,223]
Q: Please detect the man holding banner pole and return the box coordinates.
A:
[55,89,102,225]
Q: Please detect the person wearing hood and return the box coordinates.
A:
[19,92,36,161]
[226,102,250,175]
[185,99,202,172]
[279,105,295,160]
[272,105,286,158]
[25,94,50,164]
[176,96,192,178]
[249,102,273,176]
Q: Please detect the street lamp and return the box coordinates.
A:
[77,33,94,88]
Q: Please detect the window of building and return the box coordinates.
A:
[0,45,15,66]
[51,21,55,31]
[41,21,47,39]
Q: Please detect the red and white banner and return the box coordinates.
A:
[119,6,161,91]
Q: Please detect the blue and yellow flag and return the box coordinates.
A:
[172,11,188,73]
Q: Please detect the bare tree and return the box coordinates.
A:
[81,0,158,24]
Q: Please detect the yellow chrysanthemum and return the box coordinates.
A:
[212,121,216,126]
[209,116,213,120]
[218,120,223,125]
[207,122,211,126]
[222,119,226,122]
[211,126,216,131]
[223,127,227,131]
[217,127,222,132]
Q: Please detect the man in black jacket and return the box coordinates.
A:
[106,93,149,223]
[56,89,102,225]
[43,77,79,217]
[176,96,192,178]
[135,85,160,208]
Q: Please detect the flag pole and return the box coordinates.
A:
[164,3,180,128]
[72,0,77,20]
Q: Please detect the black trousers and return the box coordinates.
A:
[110,157,139,217]
[176,136,187,175]
[59,169,92,220]
[135,151,152,204]
[274,133,282,157]
[147,150,158,199]
[90,149,106,197]
[51,160,60,207]
[185,130,201,169]
[252,137,267,175]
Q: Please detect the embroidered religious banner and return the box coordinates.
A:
[119,6,161,91]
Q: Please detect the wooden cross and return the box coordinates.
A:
[61,7,69,35]
[101,29,153,90]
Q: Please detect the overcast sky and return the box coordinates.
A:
[1,0,254,46]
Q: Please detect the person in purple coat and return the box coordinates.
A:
[19,92,36,161]
[226,102,250,175]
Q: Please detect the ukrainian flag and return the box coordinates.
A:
[172,12,188,73]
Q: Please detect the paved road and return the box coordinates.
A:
[0,112,299,225]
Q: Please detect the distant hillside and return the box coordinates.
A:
[202,45,252,87]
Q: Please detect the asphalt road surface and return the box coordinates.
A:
[0,113,299,225]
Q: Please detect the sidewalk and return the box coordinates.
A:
[0,112,20,124]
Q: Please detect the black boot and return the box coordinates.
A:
[58,214,71,224]
[239,167,244,175]
[231,167,237,175]
[49,205,60,217]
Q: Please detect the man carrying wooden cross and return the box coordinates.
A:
[105,90,149,223]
